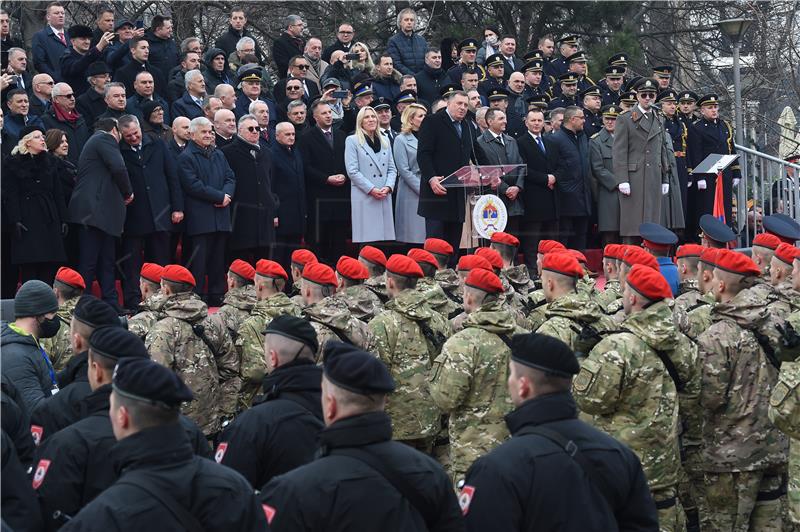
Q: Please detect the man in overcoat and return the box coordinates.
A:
[590,104,621,245]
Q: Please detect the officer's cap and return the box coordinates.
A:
[395,90,417,104]
[372,97,392,111]
[238,67,262,84]
[620,90,638,104]
[558,72,579,85]
[656,89,678,103]
[522,60,544,73]
[323,341,395,395]
[604,65,625,77]
[566,51,587,63]
[639,222,678,250]
[678,90,699,103]
[487,87,509,101]
[113,357,193,408]
[578,85,601,99]
[601,104,620,118]
[632,78,658,93]
[485,53,505,69]
[556,35,579,46]
[699,214,736,244]
[607,53,628,66]
[763,214,800,244]
[510,333,579,378]
[264,315,319,353]
[352,80,374,98]
[697,94,720,107]
[523,50,544,62]
[458,38,479,53]
[439,83,460,97]
[652,65,674,77]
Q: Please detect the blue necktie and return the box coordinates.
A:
[453,121,462,138]
[537,136,546,154]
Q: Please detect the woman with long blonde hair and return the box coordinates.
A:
[344,106,397,245]
[393,103,428,244]
[349,42,375,79]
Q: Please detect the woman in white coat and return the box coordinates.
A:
[345,106,397,244]
[393,103,427,244]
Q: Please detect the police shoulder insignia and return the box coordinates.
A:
[459,485,476,515]
[590,132,600,139]
[573,366,595,393]
[32,459,51,489]
[214,442,228,463]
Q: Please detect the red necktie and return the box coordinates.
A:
[57,31,66,46]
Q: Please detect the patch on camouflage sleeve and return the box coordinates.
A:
[430,360,443,382]
[770,381,791,407]
[573,366,595,393]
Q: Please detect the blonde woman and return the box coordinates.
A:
[349,42,375,79]
[393,103,427,244]
[2,125,67,283]
[345,106,397,244]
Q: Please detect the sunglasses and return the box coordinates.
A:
[287,86,302,91]
[639,93,656,99]
[245,126,259,132]
[37,80,55,86]
[59,93,75,99]
[295,65,310,70]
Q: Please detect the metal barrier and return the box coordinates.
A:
[734,143,800,246]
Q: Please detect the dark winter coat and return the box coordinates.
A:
[203,48,233,94]
[3,152,67,264]
[120,135,183,235]
[517,132,559,222]
[2,376,35,466]
[53,156,78,205]
[214,26,264,62]
[59,46,105,96]
[177,141,236,236]
[2,430,44,532]
[0,321,57,413]
[41,107,91,166]
[31,26,69,79]
[144,31,179,84]
[548,126,593,217]
[386,31,428,75]
[114,59,167,100]
[414,65,450,105]
[270,142,307,236]
[221,136,278,250]
[272,32,305,78]
[298,125,351,225]
[171,91,205,120]
[69,131,132,237]
[75,89,107,129]
[30,351,91,444]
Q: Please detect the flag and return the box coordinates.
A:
[712,170,726,223]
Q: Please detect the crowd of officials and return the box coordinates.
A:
[3,3,800,532]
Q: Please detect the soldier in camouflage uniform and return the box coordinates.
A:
[750,233,782,278]
[235,260,303,409]
[525,240,567,331]
[695,250,788,531]
[475,247,531,330]
[570,250,598,298]
[127,263,166,340]
[288,249,318,307]
[609,246,662,323]
[300,262,377,359]
[574,264,686,531]
[359,245,389,303]
[671,245,704,319]
[213,259,257,343]
[535,252,615,358]
[145,265,241,436]
[368,255,450,452]
[594,244,624,312]
[408,248,460,320]
[450,254,495,332]
[490,231,535,297]
[332,256,384,322]
[424,238,463,310]
[675,248,717,341]
[42,267,86,371]
[430,268,527,484]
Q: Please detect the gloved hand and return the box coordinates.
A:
[733,178,740,187]
[61,223,69,236]
[662,183,669,195]
[688,181,693,188]
[697,180,707,190]
[14,222,28,239]
[618,182,631,196]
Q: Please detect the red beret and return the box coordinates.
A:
[359,245,387,267]
[228,259,255,281]
[407,248,438,269]
[424,238,453,256]
[675,244,705,259]
[626,264,673,301]
[162,264,196,287]
[603,244,623,260]
[774,243,800,266]
[475,247,503,270]
[714,249,761,277]
[465,268,504,294]
[256,259,288,280]
[55,266,86,290]
[457,254,493,272]
[336,256,369,281]
[291,249,318,267]
[386,254,424,278]
[752,233,782,251]
[568,249,587,265]
[542,252,583,278]
[139,263,163,284]
[538,240,566,254]
[302,262,338,287]
[490,231,520,247]
[699,248,719,267]
[622,247,659,271]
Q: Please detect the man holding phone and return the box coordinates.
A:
[60,24,114,96]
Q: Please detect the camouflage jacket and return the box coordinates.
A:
[214,285,256,341]
[289,280,305,308]
[434,268,462,306]
[671,280,701,326]
[778,310,800,363]
[535,291,618,358]
[500,265,534,297]
[696,288,788,472]
[577,274,597,298]
[769,356,800,523]
[574,300,682,491]
[430,299,527,478]
[41,296,80,372]
[415,277,459,320]
[594,278,621,311]
[235,293,303,409]
[368,289,451,440]
[304,296,377,359]
[145,292,240,435]
[675,291,714,340]
[333,284,384,322]
[525,288,548,331]
[740,278,799,367]
[364,276,389,303]
[127,293,169,340]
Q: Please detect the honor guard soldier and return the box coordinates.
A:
[564,50,594,93]
[598,52,631,90]
[334,256,384,322]
[579,85,603,137]
[526,94,550,112]
[407,248,459,319]
[260,342,463,531]
[59,357,265,531]
[547,35,579,78]
[659,89,691,222]
[486,87,526,138]
[619,90,638,112]
[600,65,626,106]
[677,91,699,127]
[653,65,674,90]
[548,73,579,109]
[127,263,166,340]
[521,57,551,97]
[214,259,257,343]
[640,222,680,296]
[447,38,486,84]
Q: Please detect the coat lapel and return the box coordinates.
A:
[361,142,384,174]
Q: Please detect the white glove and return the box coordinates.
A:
[697,180,707,190]
[733,178,740,187]
[618,182,631,196]
[662,183,669,195]
[688,181,693,188]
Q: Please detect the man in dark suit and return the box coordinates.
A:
[31,3,68,80]
[2,48,32,100]
[270,122,307,274]
[272,15,306,79]
[298,100,351,264]
[517,108,559,271]
[113,36,167,100]
[417,90,480,261]
[499,36,522,80]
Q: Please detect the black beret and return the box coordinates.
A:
[89,326,149,361]
[74,295,121,328]
[510,333,580,378]
[68,25,94,40]
[323,342,394,395]
[699,214,736,244]
[112,357,193,408]
[264,315,319,354]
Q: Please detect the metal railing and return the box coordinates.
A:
[734,143,800,246]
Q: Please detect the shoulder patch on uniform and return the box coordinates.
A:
[262,503,276,524]
[214,442,228,463]
[573,366,595,393]
[770,381,791,407]
[590,132,600,139]
[30,424,43,446]
[32,459,51,489]
[459,485,476,515]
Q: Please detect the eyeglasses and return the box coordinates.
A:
[295,64,310,70]
[639,93,655,99]
[287,86,302,91]
[245,126,259,132]
[338,30,353,34]
[36,80,55,86]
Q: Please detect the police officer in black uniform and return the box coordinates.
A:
[564,51,595,94]
[59,357,266,532]
[478,53,506,99]
[548,73,579,109]
[677,90,698,130]
[520,59,550,100]
[658,89,692,227]
[261,342,463,532]
[487,87,526,138]
[2,376,35,466]
[461,333,658,531]
[546,35,578,79]
[653,65,674,90]
[216,316,324,489]
[579,85,603,137]
[600,65,626,106]
[32,327,210,530]
[447,38,486,84]
[30,296,120,443]
[597,52,631,93]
